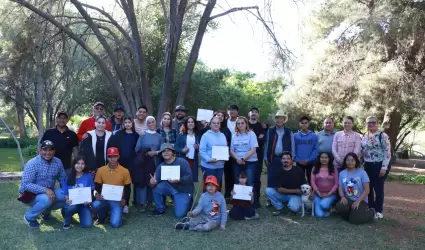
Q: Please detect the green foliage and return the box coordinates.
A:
[0,137,38,148]
[22,144,37,158]
[387,174,425,185]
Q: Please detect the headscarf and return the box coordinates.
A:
[145,116,156,134]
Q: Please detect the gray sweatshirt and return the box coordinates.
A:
[192,191,227,227]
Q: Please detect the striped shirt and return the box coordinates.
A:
[332,131,361,168]
[19,155,66,194]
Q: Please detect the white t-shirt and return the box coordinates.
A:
[227,119,237,135]
[186,134,196,159]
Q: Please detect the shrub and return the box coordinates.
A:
[0,137,38,148]
[22,144,38,158]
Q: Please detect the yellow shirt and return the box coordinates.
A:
[95,164,132,186]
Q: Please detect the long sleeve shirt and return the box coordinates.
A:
[192,191,227,228]
[361,131,391,171]
[263,127,295,163]
[332,131,361,168]
[311,168,339,194]
[61,173,95,196]
[19,155,66,194]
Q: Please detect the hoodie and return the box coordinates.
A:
[199,130,228,169]
[192,191,227,228]
[294,130,318,164]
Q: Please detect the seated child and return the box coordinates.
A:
[174,175,227,231]
[229,171,259,220]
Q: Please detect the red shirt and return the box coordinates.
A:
[77,117,113,141]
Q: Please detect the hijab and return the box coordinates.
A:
[145,116,156,134]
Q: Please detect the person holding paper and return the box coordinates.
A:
[92,147,132,227]
[149,143,194,217]
[176,116,201,182]
[62,156,94,229]
[230,116,258,187]
[265,152,306,216]
[199,117,228,188]
[229,171,257,220]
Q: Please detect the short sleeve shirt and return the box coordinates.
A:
[94,164,132,186]
[277,166,306,189]
[230,131,259,161]
[339,168,370,203]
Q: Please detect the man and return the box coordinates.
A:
[150,143,194,218]
[134,105,148,135]
[41,111,78,170]
[317,117,336,154]
[227,104,239,136]
[264,111,295,190]
[264,152,306,216]
[173,105,187,132]
[110,105,125,134]
[77,102,113,141]
[294,116,318,185]
[19,140,66,229]
[248,107,268,208]
[92,147,131,228]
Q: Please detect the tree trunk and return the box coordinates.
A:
[34,30,44,142]
[15,86,27,138]
[382,108,401,153]
[45,90,53,129]
[175,0,217,106]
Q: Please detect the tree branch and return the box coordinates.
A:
[209,6,259,21]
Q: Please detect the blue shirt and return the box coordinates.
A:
[19,155,66,194]
[121,133,137,159]
[317,130,336,154]
[230,131,259,161]
[61,173,95,196]
[199,130,228,169]
[339,168,370,203]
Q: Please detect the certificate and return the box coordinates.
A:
[233,184,253,201]
[196,109,214,122]
[161,165,180,180]
[69,187,92,205]
[101,184,124,201]
[212,146,229,161]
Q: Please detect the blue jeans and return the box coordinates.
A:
[265,187,302,212]
[202,167,224,188]
[92,200,123,228]
[25,188,65,221]
[135,187,148,205]
[153,182,191,218]
[64,204,92,227]
[232,161,256,186]
[314,194,336,217]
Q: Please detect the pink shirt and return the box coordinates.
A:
[311,167,339,194]
[332,131,361,168]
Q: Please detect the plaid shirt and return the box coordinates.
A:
[332,131,361,167]
[19,155,66,194]
[157,128,177,144]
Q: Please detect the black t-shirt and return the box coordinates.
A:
[277,166,306,189]
[41,127,78,169]
[248,121,267,148]
[95,134,106,170]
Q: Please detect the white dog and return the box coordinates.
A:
[301,184,314,217]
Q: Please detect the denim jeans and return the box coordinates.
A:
[135,187,148,205]
[264,187,302,212]
[63,204,92,227]
[152,182,191,218]
[314,194,336,217]
[364,161,386,213]
[232,161,256,186]
[92,200,123,228]
[25,188,65,221]
[202,167,224,189]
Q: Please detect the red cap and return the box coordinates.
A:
[107,147,120,156]
[203,175,220,189]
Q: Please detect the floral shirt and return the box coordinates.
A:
[361,131,391,171]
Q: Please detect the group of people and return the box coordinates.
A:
[18,101,391,231]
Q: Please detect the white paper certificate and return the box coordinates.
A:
[233,184,253,201]
[101,184,124,201]
[212,146,229,161]
[69,187,92,205]
[161,165,180,180]
[196,109,214,122]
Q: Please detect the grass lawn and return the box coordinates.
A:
[1,181,424,250]
[0,148,30,172]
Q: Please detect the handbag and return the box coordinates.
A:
[17,191,37,203]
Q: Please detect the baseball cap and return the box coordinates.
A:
[159,143,175,154]
[41,140,55,150]
[56,111,69,118]
[174,105,186,112]
[250,107,259,113]
[107,147,120,156]
[203,175,220,189]
[228,104,239,111]
[114,105,125,112]
[93,102,104,107]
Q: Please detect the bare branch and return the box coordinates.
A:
[209,6,259,21]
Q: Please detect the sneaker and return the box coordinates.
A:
[24,215,40,229]
[174,222,189,230]
[272,210,282,216]
[147,203,156,212]
[94,218,105,225]
[375,211,383,219]
[123,206,129,214]
[245,213,260,220]
[63,223,70,230]
[149,210,165,217]
[138,205,147,213]
[181,217,191,223]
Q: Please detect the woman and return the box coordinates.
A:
[361,116,391,219]
[230,116,258,186]
[311,152,338,217]
[62,156,94,229]
[79,116,113,173]
[332,116,361,172]
[335,153,374,224]
[108,117,139,213]
[157,112,177,144]
[199,117,228,187]
[175,116,200,182]
[135,116,164,167]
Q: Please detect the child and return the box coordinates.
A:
[62,156,95,229]
[229,171,259,220]
[174,175,227,231]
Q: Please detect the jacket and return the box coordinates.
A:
[79,130,112,171]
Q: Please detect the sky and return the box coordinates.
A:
[86,0,305,80]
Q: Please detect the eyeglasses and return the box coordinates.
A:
[367,121,377,125]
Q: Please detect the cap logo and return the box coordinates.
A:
[45,141,53,146]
